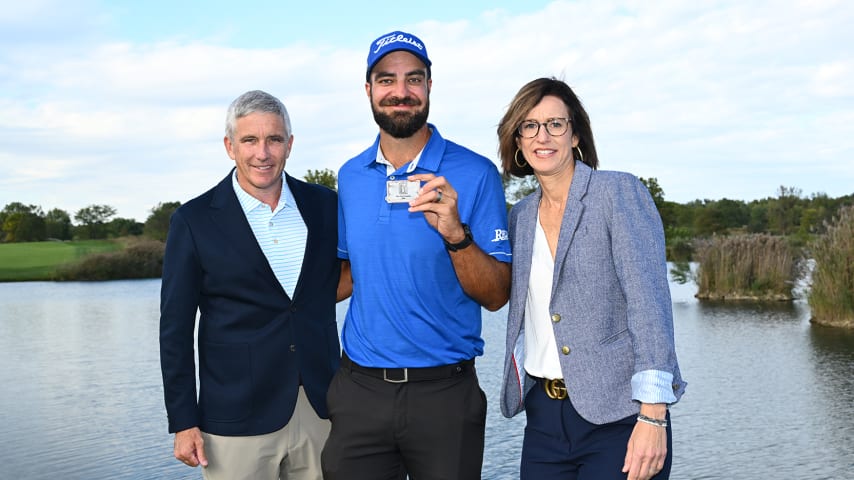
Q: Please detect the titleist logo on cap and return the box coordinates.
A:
[373,33,424,54]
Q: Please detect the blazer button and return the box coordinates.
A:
[551,313,561,323]
[561,346,571,355]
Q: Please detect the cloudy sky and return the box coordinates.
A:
[1,0,852,222]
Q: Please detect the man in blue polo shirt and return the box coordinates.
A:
[321,31,512,480]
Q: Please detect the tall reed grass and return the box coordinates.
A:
[694,234,796,300]
[808,205,854,327]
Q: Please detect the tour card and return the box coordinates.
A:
[385,180,421,203]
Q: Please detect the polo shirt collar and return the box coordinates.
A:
[231,169,293,214]
[362,123,445,174]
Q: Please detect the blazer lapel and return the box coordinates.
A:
[208,170,285,294]
[511,192,540,323]
[552,161,592,289]
[286,174,313,300]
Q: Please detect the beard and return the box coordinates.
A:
[371,95,430,139]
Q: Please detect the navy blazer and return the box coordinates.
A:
[500,161,685,424]
[160,170,340,436]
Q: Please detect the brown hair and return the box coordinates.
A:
[497,77,598,177]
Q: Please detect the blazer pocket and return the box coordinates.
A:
[199,342,252,423]
[599,328,629,346]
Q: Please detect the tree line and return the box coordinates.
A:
[3,169,852,259]
[0,201,179,243]
[504,176,854,260]
[651,183,854,260]
[0,169,337,244]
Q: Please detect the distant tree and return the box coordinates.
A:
[144,201,181,241]
[45,208,73,240]
[674,200,700,233]
[638,177,664,209]
[74,204,117,239]
[747,200,769,233]
[690,198,749,236]
[107,217,144,237]
[2,212,46,242]
[715,198,750,230]
[18,214,47,241]
[693,200,728,236]
[766,186,803,235]
[304,168,337,191]
[1,213,23,242]
[804,192,845,235]
[1,203,45,242]
[798,207,820,237]
[639,176,677,229]
[1,202,42,216]
[503,174,539,209]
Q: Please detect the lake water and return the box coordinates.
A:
[1,273,852,479]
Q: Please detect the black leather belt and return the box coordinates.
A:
[341,352,473,383]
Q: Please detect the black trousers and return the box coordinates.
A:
[321,355,487,480]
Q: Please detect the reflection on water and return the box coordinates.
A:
[1,276,853,479]
[807,325,854,477]
[670,292,854,479]
[0,280,188,479]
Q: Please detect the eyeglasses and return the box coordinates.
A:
[516,117,571,138]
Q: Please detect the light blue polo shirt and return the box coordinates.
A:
[337,125,511,368]
[232,171,306,298]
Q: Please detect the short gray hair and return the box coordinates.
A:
[225,90,292,140]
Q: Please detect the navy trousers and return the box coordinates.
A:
[520,384,672,479]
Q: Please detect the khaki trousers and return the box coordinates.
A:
[201,387,330,480]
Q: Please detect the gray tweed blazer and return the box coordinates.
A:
[500,161,686,424]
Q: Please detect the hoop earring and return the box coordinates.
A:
[514,149,527,168]
[574,146,584,163]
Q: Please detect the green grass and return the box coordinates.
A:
[0,240,121,281]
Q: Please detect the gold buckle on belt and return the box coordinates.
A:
[543,378,567,400]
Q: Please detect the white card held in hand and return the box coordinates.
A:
[385,180,421,203]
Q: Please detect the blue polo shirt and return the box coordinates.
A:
[337,125,511,368]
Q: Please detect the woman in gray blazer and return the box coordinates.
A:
[497,78,686,480]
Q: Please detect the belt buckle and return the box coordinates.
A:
[544,378,567,400]
[383,368,408,383]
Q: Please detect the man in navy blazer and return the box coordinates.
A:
[160,90,341,480]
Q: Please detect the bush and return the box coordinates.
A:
[694,233,797,300]
[808,205,854,327]
[54,239,164,281]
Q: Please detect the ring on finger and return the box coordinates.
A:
[435,190,443,203]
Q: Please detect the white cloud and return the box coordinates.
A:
[1,0,852,221]
[812,61,854,97]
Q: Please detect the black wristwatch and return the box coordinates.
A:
[444,223,474,252]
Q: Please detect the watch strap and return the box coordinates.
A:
[444,223,474,252]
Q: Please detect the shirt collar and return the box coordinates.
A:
[376,144,424,176]
[363,123,444,174]
[231,169,294,214]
